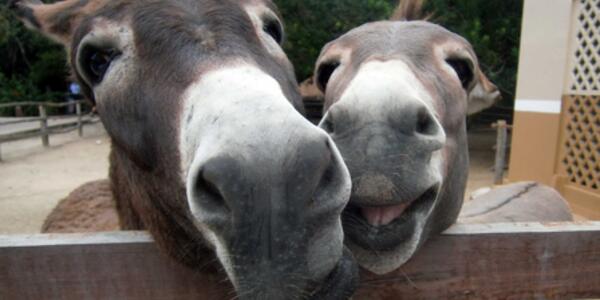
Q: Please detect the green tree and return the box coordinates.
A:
[0,0,522,117]
[277,0,522,116]
[423,0,523,110]
[0,3,68,116]
[277,0,396,80]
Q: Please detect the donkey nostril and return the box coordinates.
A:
[319,108,338,135]
[323,119,335,134]
[310,161,336,209]
[416,107,435,135]
[315,143,335,195]
[309,137,350,213]
[320,113,335,134]
[195,171,230,214]
[318,154,335,190]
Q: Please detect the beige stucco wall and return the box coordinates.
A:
[514,0,573,101]
[508,0,574,185]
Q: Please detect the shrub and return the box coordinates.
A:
[0,3,67,116]
[277,0,522,117]
[277,0,395,80]
[0,0,522,117]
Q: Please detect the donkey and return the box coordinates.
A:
[312,1,501,274]
[9,0,359,298]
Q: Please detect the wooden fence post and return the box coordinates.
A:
[76,102,83,137]
[493,120,508,184]
[38,105,49,147]
[15,106,23,117]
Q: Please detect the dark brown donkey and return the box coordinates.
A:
[9,0,358,298]
[313,1,500,274]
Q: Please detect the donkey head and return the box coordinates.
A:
[10,0,358,298]
[314,16,500,273]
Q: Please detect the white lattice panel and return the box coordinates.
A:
[567,0,600,95]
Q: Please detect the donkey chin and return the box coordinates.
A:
[338,142,446,275]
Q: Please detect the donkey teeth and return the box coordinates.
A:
[360,202,410,227]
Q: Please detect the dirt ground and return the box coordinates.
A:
[0,124,498,234]
[0,123,110,234]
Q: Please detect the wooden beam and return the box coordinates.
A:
[0,232,231,300]
[1,223,599,299]
[356,222,600,299]
[0,119,99,144]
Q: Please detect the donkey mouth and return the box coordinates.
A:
[343,184,439,251]
[360,202,411,226]
[309,247,359,300]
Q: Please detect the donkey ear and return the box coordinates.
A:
[8,0,84,46]
[467,69,501,115]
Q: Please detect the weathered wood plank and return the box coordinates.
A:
[356,222,600,300]
[0,232,231,300]
[1,223,599,300]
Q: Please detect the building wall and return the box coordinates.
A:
[509,0,600,218]
[508,0,573,186]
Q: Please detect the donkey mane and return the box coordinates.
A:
[390,0,431,22]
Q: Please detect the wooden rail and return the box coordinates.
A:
[1,222,599,299]
[0,100,99,161]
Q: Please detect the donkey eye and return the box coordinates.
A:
[316,61,340,92]
[263,19,283,44]
[79,46,120,85]
[446,58,474,89]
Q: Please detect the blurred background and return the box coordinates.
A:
[0,0,522,121]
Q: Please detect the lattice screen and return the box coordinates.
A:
[566,0,600,95]
[562,95,599,190]
[561,0,600,191]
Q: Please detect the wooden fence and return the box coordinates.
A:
[0,101,100,161]
[1,222,599,299]
[492,120,512,184]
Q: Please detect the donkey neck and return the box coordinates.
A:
[109,143,220,271]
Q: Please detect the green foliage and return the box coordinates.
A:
[423,0,523,107]
[29,49,69,91]
[0,0,522,117]
[0,4,67,116]
[0,10,9,45]
[277,0,522,109]
[0,73,64,116]
[276,0,396,81]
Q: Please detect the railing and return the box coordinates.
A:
[1,222,599,299]
[0,101,100,161]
